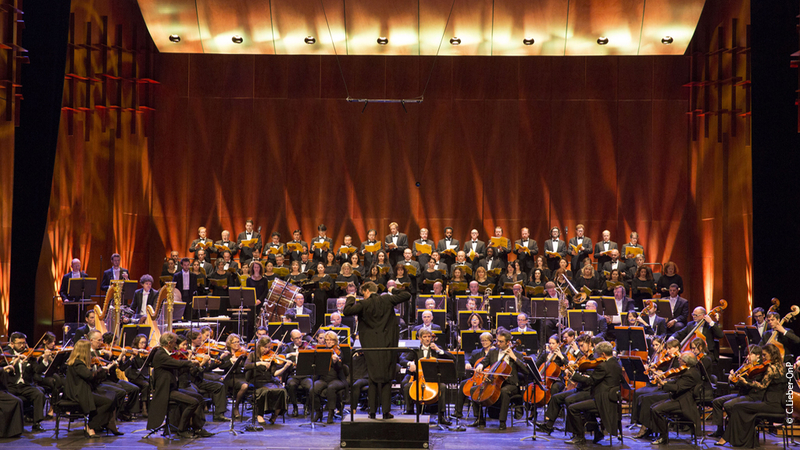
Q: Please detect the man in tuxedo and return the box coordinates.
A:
[360,229,381,269]
[59,258,89,301]
[648,352,701,445]
[759,311,800,362]
[400,329,453,425]
[584,300,609,338]
[384,222,409,268]
[413,228,435,269]
[664,284,690,334]
[602,285,636,341]
[284,294,315,328]
[568,224,593,273]
[288,229,308,262]
[131,274,158,323]
[543,227,567,272]
[479,247,506,278]
[336,235,357,265]
[640,302,667,337]
[620,231,644,263]
[219,250,239,272]
[489,226,512,264]
[450,251,472,279]
[311,224,333,266]
[214,229,238,259]
[236,219,262,265]
[195,249,213,275]
[3,332,46,432]
[671,306,725,360]
[402,248,421,291]
[470,330,529,430]
[508,283,530,315]
[514,227,539,275]
[189,227,212,259]
[265,232,287,265]
[161,250,180,275]
[510,313,532,333]
[298,252,311,273]
[100,253,130,292]
[601,249,627,281]
[751,307,768,338]
[173,258,199,321]
[73,309,99,341]
[593,230,618,268]
[412,310,442,335]
[436,227,460,270]
[463,229,486,271]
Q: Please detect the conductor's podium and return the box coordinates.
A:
[340,414,429,448]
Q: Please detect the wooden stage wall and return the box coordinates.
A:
[31,0,753,335]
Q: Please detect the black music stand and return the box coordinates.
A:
[655,300,674,321]
[510,331,539,355]
[495,312,519,331]
[616,325,647,404]
[460,331,483,353]
[229,287,256,338]
[67,278,98,321]
[120,280,138,303]
[696,360,715,440]
[43,352,70,378]
[222,356,247,434]
[193,296,221,319]
[418,359,460,431]
[567,310,600,336]
[724,330,747,366]
[743,326,761,346]
[618,355,648,402]
[296,349,333,429]
[521,356,547,442]
[121,324,151,347]
[268,323,298,343]
[531,299,560,350]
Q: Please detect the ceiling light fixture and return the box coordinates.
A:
[661,36,674,45]
[522,37,535,46]
[232,35,244,44]
[169,34,181,43]
[597,37,609,45]
[304,36,316,45]
[449,37,462,45]
[377,37,388,45]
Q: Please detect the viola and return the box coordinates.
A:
[231,348,249,359]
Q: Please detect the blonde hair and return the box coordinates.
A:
[67,339,91,366]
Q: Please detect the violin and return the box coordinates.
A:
[649,363,689,384]
[260,350,289,365]
[647,349,675,375]
[729,360,767,384]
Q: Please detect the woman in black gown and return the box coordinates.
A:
[65,339,119,437]
[717,343,787,447]
[246,261,269,329]
[630,266,656,311]
[420,258,442,294]
[0,370,23,437]
[656,261,683,296]
[533,255,552,281]
[348,253,364,282]
[288,260,308,285]
[573,264,601,296]
[374,250,393,280]
[245,338,290,425]
[602,269,629,296]
[337,263,360,297]
[499,262,526,295]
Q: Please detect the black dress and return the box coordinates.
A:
[420,269,442,294]
[499,274,527,294]
[631,277,657,310]
[246,276,270,328]
[0,372,23,438]
[656,274,683,295]
[65,360,117,432]
[244,353,287,416]
[722,363,787,447]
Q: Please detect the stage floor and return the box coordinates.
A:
[1,410,790,449]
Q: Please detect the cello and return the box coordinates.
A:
[469,340,520,406]
[524,350,562,406]
[679,299,727,352]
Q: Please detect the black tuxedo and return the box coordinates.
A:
[399,346,453,416]
[288,239,308,262]
[384,233,409,267]
[265,242,287,264]
[236,231,262,263]
[671,320,724,358]
[73,324,99,342]
[568,236,593,272]
[621,243,644,262]
[479,347,529,423]
[130,288,158,318]
[488,237,512,263]
[462,240,486,270]
[602,259,628,281]
[567,356,622,438]
[285,305,315,328]
[173,270,199,321]
[479,257,506,277]
[189,238,213,259]
[543,239,568,271]
[593,240,619,268]
[436,237,460,269]
[513,238,539,273]
[642,314,668,337]
[411,323,442,335]
[664,296,690,330]
[213,239,238,257]
[100,267,129,291]
[603,297,636,341]
[59,271,89,301]
[360,240,382,269]
[412,239,435,269]
[311,236,333,265]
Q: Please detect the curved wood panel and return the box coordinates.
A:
[137,0,204,53]
[195,0,275,54]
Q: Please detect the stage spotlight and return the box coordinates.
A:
[169,34,181,43]
[304,36,316,44]
[661,36,674,45]
[232,35,244,44]
[597,37,609,45]
[449,37,461,45]
[377,37,388,45]
[522,37,535,46]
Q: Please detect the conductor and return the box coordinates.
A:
[343,280,411,419]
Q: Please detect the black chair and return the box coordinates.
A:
[52,398,89,438]
[753,413,789,449]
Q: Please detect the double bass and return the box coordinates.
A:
[679,299,727,352]
[762,302,800,360]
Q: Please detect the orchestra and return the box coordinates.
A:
[4,223,791,446]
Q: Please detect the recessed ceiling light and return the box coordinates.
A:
[304,36,316,45]
[597,37,609,45]
[522,37,535,46]
[377,37,388,45]
[449,37,461,45]
[232,35,244,44]
[661,36,674,45]
[169,34,180,43]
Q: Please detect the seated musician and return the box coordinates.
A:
[64,339,120,438]
[716,343,788,447]
[2,332,46,432]
[601,285,636,341]
[99,332,141,420]
[709,344,764,438]
[282,329,312,417]
[759,310,800,362]
[671,306,724,361]
[536,334,595,434]
[413,310,441,334]
[640,301,667,338]
[311,331,347,424]
[454,331,493,419]
[74,310,99,342]
[131,275,158,324]
[584,301,609,338]
[469,329,529,430]
[146,332,213,438]
[510,313,532,333]
[564,341,622,445]
[185,332,229,422]
[123,334,150,417]
[632,338,682,439]
[284,293,314,328]
[508,283,530,315]
[217,334,249,419]
[400,329,454,425]
[327,312,352,342]
[664,284,690,334]
[245,337,291,425]
[648,351,702,445]
[32,331,64,415]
